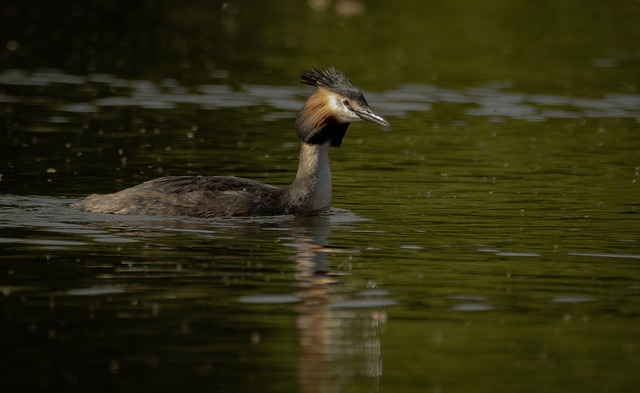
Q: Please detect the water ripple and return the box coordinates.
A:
[568,252,640,260]
[239,294,302,304]
[452,303,494,312]
[68,286,126,296]
[2,69,638,122]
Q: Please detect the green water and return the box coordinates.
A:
[1,1,639,392]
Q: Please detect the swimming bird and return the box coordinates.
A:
[72,67,389,217]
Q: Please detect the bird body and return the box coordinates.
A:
[72,67,388,218]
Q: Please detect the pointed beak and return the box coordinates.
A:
[353,107,390,126]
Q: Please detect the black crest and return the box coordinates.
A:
[300,67,353,90]
[300,67,367,104]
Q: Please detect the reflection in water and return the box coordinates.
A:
[289,214,387,393]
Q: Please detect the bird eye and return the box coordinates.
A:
[342,99,350,107]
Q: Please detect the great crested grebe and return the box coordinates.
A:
[72,67,389,217]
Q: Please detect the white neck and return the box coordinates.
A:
[285,142,332,212]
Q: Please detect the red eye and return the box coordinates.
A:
[342,99,350,107]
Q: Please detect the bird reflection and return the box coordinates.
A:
[288,213,385,393]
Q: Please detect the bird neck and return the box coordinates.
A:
[284,141,332,213]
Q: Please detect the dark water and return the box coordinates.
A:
[2,1,640,392]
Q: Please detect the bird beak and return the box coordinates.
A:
[353,107,390,126]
